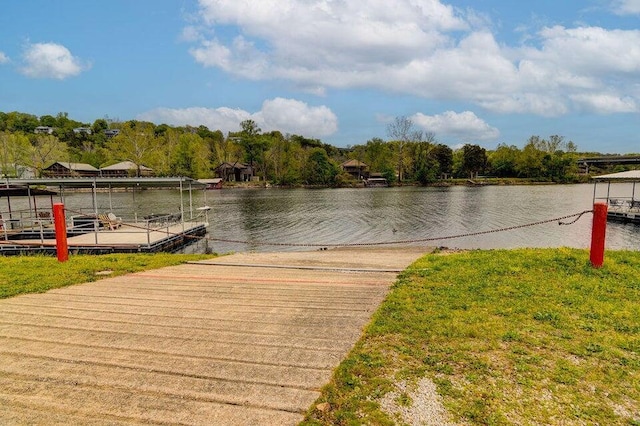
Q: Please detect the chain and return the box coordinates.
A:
[1,209,593,249]
[205,209,594,248]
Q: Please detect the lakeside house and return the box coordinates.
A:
[100,161,153,177]
[43,162,100,177]
[73,127,93,135]
[1,165,36,179]
[341,159,369,180]
[34,126,54,134]
[215,162,253,182]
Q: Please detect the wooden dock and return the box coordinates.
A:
[0,222,207,255]
[0,247,428,425]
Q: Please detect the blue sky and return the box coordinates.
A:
[1,0,639,153]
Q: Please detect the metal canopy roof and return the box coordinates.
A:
[4,177,206,189]
[0,185,58,197]
[593,170,640,181]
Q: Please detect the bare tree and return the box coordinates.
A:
[386,116,422,183]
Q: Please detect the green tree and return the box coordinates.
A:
[105,122,158,176]
[413,141,438,184]
[461,144,487,179]
[4,112,39,133]
[28,134,68,177]
[91,119,109,135]
[171,133,210,178]
[431,144,453,179]
[363,137,393,175]
[39,115,57,128]
[517,137,546,178]
[489,144,520,177]
[303,147,339,185]
[387,116,422,183]
[0,132,30,177]
[236,119,270,178]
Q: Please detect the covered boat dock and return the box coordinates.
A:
[1,177,210,255]
[593,170,640,224]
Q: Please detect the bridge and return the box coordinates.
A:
[577,156,640,173]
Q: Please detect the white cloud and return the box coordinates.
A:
[180,25,203,42]
[0,52,8,64]
[571,93,638,113]
[187,1,640,116]
[138,98,338,138]
[411,111,500,141]
[256,98,338,136]
[612,0,640,15]
[138,106,252,133]
[20,42,89,79]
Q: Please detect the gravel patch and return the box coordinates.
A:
[379,377,456,426]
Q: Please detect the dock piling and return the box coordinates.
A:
[53,203,68,262]
[590,202,608,268]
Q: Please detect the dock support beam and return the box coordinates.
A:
[590,203,608,268]
[53,203,68,262]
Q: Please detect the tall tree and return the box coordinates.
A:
[171,133,210,178]
[28,134,68,177]
[461,144,487,179]
[386,116,422,183]
[431,143,453,178]
[412,141,438,184]
[363,137,394,177]
[303,147,339,185]
[235,119,273,179]
[105,122,158,176]
[517,137,546,178]
[489,144,520,177]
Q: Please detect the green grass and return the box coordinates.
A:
[0,253,214,299]
[303,248,640,425]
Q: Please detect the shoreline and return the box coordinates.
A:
[219,176,591,190]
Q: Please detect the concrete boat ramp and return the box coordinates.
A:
[0,247,427,425]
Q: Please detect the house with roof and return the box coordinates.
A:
[34,126,54,135]
[100,161,153,177]
[0,164,37,179]
[341,159,369,180]
[42,162,100,177]
[73,127,92,135]
[214,162,253,182]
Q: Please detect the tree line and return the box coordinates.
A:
[0,111,588,185]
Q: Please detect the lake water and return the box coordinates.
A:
[199,184,640,253]
[9,184,640,253]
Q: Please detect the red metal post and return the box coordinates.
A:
[53,203,68,262]
[590,202,608,268]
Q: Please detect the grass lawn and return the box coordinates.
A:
[0,253,214,299]
[303,248,640,425]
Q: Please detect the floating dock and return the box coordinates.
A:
[0,222,207,255]
[1,176,211,255]
[593,170,640,225]
[606,209,640,224]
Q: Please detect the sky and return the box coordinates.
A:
[1,0,639,154]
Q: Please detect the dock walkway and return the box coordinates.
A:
[1,222,207,255]
[0,247,427,425]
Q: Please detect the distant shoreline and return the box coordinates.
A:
[219,177,590,190]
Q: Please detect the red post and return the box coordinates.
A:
[590,202,608,268]
[53,203,68,262]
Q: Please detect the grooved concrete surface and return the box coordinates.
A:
[0,247,427,425]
